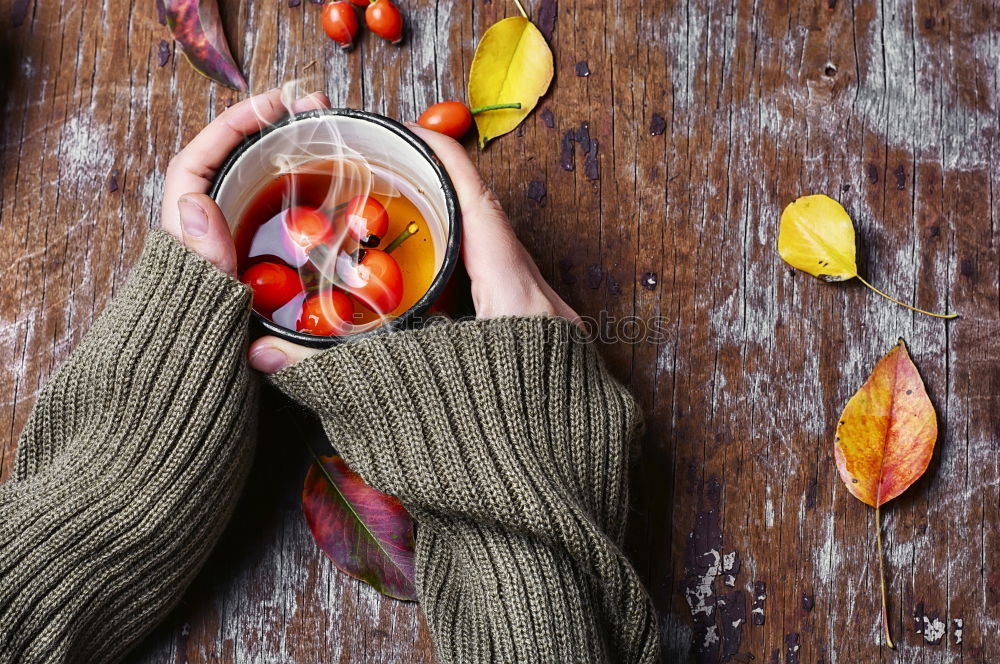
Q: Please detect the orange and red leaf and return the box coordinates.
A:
[834,339,937,507]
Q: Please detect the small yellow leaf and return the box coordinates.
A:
[777,194,958,319]
[468,17,553,149]
[778,194,858,281]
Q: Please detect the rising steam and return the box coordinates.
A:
[218,81,445,337]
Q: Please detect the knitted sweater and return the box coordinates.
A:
[0,231,660,663]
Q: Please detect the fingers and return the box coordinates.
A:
[161,88,332,236]
[177,194,238,276]
[405,126,525,279]
[248,336,324,373]
[407,125,580,321]
[290,91,331,113]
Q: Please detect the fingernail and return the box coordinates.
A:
[250,346,289,373]
[403,121,422,130]
[178,197,208,238]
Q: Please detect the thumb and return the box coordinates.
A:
[248,335,324,374]
[176,193,238,276]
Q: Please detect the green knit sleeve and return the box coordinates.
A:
[0,230,256,664]
[270,316,660,663]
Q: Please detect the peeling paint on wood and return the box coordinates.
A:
[784,632,800,664]
[539,106,554,129]
[526,179,546,205]
[536,0,557,41]
[751,581,766,626]
[157,40,171,67]
[649,113,666,136]
[11,0,30,27]
[717,590,746,660]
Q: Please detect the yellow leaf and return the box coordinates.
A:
[468,17,553,149]
[778,194,858,281]
[777,194,958,319]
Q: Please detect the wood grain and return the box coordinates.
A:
[2,0,998,662]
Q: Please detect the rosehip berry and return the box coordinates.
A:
[335,248,404,314]
[416,101,523,140]
[344,195,390,247]
[241,262,303,315]
[297,291,354,336]
[322,1,359,50]
[418,102,473,140]
[365,0,403,44]
[283,205,334,251]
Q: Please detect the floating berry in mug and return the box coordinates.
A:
[284,205,334,251]
[336,248,403,314]
[344,195,390,247]
[297,291,355,336]
[241,262,303,315]
[418,102,523,140]
[322,1,359,50]
[365,0,404,44]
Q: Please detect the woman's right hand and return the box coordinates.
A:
[249,126,579,373]
[161,87,331,276]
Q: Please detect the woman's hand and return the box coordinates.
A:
[160,88,331,275]
[248,126,579,373]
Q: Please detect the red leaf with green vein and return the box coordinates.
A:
[302,454,416,601]
[164,0,247,91]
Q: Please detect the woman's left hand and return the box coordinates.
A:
[160,88,331,275]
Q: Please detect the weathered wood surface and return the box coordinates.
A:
[1,0,998,662]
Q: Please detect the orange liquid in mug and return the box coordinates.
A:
[234,160,438,333]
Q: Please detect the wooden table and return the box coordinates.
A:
[2,0,997,661]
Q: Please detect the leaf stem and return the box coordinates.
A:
[512,0,529,18]
[385,221,419,253]
[855,274,959,319]
[470,102,523,114]
[876,504,896,649]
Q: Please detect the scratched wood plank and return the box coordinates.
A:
[2,0,999,662]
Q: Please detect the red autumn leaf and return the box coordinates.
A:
[164,0,248,91]
[302,454,416,601]
[834,338,937,648]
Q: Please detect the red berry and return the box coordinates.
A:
[365,0,403,44]
[335,248,404,314]
[241,262,303,315]
[418,102,473,140]
[322,1,359,50]
[344,195,390,247]
[284,206,334,251]
[297,291,354,336]
[348,0,369,5]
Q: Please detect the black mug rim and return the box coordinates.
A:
[208,108,462,348]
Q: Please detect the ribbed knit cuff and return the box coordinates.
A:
[1,230,257,663]
[271,317,628,529]
[271,316,659,663]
